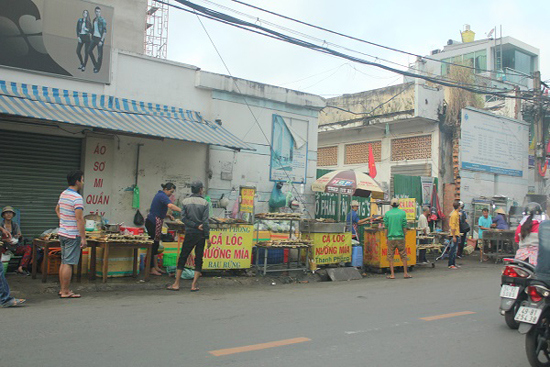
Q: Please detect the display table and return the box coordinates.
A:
[87,239,153,283]
[254,241,311,276]
[364,228,416,271]
[481,229,516,263]
[32,239,82,283]
[416,234,442,267]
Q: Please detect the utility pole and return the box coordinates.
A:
[534,71,544,194]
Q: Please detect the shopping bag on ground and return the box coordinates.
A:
[180,267,195,279]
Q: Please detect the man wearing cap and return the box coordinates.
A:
[383,198,412,279]
[346,200,370,241]
[168,181,211,292]
[1,206,32,275]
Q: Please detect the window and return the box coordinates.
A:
[318,146,338,166]
[391,135,432,161]
[474,50,487,73]
[441,50,487,75]
[441,58,451,75]
[344,141,382,165]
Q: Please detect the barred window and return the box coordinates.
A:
[318,146,338,166]
[344,141,382,164]
[391,135,432,161]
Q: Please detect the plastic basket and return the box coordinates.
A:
[163,253,178,267]
[47,250,62,275]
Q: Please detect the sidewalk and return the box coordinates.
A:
[5,252,501,297]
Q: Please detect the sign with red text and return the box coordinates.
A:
[239,186,255,214]
[184,225,254,269]
[398,198,416,221]
[303,232,352,264]
[84,137,113,219]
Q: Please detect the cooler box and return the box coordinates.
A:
[254,248,285,265]
[351,246,363,267]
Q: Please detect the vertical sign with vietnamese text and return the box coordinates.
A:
[84,137,113,219]
[239,186,255,214]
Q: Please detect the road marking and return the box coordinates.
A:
[420,311,476,321]
[209,337,310,356]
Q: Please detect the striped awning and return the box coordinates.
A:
[0,80,253,151]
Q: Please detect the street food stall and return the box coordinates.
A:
[301,220,351,266]
[253,213,311,275]
[363,200,417,272]
[312,169,385,268]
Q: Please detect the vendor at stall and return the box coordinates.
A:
[346,200,370,241]
[492,208,509,230]
[145,183,183,276]
[417,206,430,264]
[1,206,31,275]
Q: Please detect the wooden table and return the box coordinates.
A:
[87,239,153,283]
[32,239,82,283]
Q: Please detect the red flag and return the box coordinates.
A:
[368,143,377,178]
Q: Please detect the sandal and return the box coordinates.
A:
[404,275,413,279]
[190,288,200,292]
[386,275,395,279]
[166,285,180,291]
[2,298,26,308]
[60,293,81,299]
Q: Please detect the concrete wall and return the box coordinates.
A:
[318,118,441,196]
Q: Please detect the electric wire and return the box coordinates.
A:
[231,0,534,79]
[191,9,314,217]
[165,0,536,101]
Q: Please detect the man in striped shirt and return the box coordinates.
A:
[55,170,86,299]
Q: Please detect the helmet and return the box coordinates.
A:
[524,202,543,216]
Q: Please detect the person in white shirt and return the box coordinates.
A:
[418,206,430,264]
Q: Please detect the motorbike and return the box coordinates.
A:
[517,217,550,367]
[500,258,536,329]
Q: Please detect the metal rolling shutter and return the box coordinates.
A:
[0,129,82,238]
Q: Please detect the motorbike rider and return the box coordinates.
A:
[514,202,544,266]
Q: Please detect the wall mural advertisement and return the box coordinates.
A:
[270,114,308,183]
[0,0,113,83]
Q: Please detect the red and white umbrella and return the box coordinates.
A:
[312,169,384,199]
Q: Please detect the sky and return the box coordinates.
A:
[167,0,550,98]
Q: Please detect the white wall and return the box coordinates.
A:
[318,118,440,194]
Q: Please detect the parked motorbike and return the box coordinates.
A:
[517,219,550,367]
[500,258,535,329]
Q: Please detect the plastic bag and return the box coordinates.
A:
[133,209,144,226]
[268,182,286,210]
[180,267,195,279]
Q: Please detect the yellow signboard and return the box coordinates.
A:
[303,232,352,264]
[398,198,416,221]
[240,187,255,214]
[364,229,416,268]
[185,225,254,269]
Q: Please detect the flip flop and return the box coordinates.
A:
[2,298,26,308]
[190,288,200,292]
[386,276,395,279]
[166,286,180,291]
[404,275,413,279]
[60,293,81,299]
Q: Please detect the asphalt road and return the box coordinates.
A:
[2,261,528,367]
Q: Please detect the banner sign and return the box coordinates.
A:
[185,225,254,270]
[270,114,308,183]
[420,177,434,205]
[460,109,529,177]
[239,187,255,214]
[398,198,416,221]
[0,0,113,83]
[303,232,352,265]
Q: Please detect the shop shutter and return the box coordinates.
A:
[390,164,432,197]
[0,129,82,239]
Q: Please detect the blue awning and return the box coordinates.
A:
[0,80,253,151]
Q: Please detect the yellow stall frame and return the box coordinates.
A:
[364,228,416,269]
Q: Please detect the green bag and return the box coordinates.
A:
[132,186,140,209]
[180,267,195,279]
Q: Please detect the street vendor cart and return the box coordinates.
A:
[301,220,352,266]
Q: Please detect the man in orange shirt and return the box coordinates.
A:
[448,200,461,269]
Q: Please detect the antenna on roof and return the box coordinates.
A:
[486,28,495,38]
